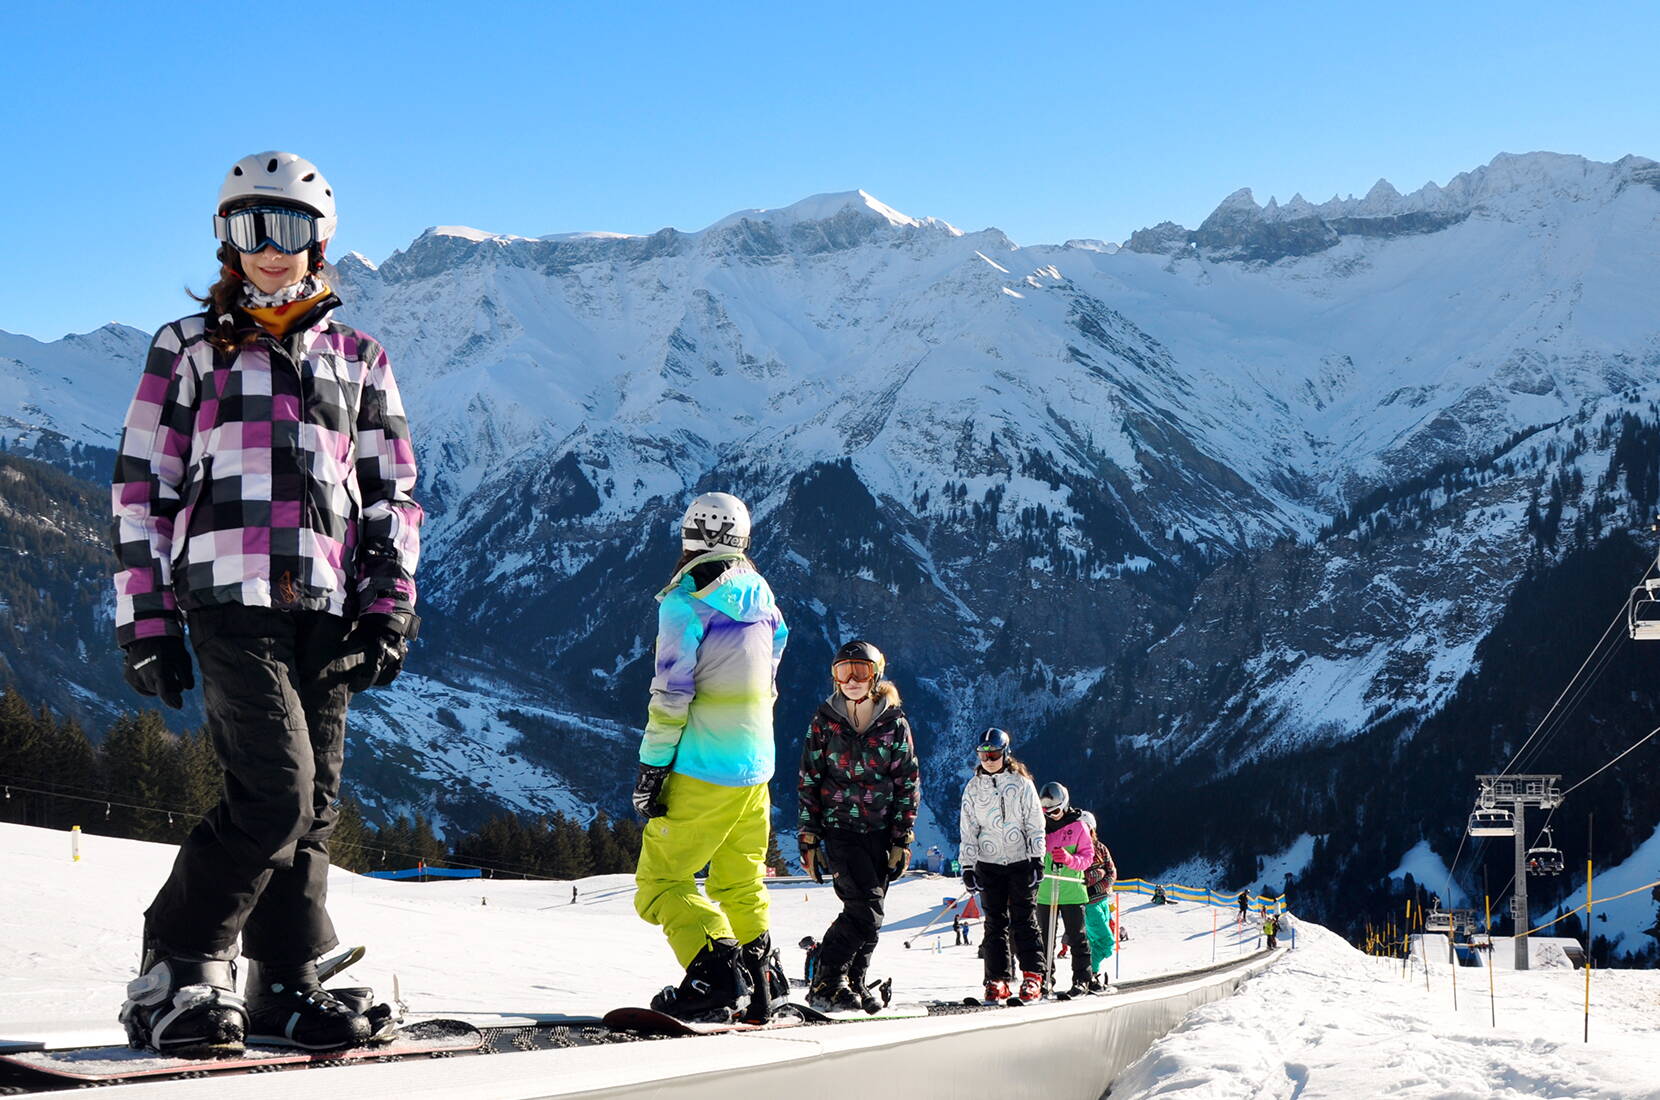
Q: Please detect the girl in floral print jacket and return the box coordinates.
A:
[796,640,920,1011]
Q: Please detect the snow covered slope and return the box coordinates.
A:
[3,823,1656,1100]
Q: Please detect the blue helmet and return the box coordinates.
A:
[977,727,1010,754]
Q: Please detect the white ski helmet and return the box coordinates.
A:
[213,152,338,243]
[680,492,751,553]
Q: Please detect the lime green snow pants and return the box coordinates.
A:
[634,773,771,966]
[1085,897,1115,969]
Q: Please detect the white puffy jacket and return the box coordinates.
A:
[958,769,1046,868]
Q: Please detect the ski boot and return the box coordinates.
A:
[846,960,889,1015]
[1017,971,1044,1004]
[120,949,247,1058]
[807,972,863,1013]
[738,933,789,1022]
[245,960,373,1050]
[982,979,1011,1003]
[651,938,750,1023]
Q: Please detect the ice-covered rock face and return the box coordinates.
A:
[1140,151,1660,262]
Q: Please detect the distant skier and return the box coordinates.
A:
[1237,888,1250,923]
[1036,783,1095,996]
[1264,914,1280,950]
[111,152,422,1057]
[959,728,1047,1003]
[797,640,920,1012]
[632,493,790,1023]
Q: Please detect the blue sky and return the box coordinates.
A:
[2,1,1655,340]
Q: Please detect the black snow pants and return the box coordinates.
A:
[144,606,353,964]
[1041,902,1092,985]
[818,829,892,987]
[977,860,1045,982]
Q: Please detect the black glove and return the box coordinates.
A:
[962,866,980,893]
[633,763,671,818]
[1026,860,1044,891]
[122,636,194,709]
[342,612,418,692]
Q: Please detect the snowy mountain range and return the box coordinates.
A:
[4,151,1659,948]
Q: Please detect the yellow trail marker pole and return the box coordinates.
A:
[1583,813,1594,1044]
[71,824,81,862]
[1494,889,1507,1028]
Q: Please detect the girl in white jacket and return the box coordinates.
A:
[957,727,1047,1002]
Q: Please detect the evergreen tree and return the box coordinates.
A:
[0,685,41,825]
[101,711,175,841]
[765,825,788,877]
[329,797,374,873]
[43,714,99,831]
[547,812,592,879]
[609,815,643,872]
[587,810,626,874]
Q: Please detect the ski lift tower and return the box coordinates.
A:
[1474,774,1562,971]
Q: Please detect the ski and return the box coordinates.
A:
[792,1000,928,1022]
[602,1005,806,1036]
[0,1019,482,1085]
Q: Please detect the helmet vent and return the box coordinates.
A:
[233,166,243,176]
[266,158,279,173]
[301,173,316,182]
[325,188,333,197]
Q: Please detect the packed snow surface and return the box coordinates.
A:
[3,823,1657,1097]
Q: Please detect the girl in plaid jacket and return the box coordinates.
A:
[112,152,422,1058]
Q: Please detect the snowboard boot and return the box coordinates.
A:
[651,938,750,1023]
[120,949,247,1058]
[982,979,1011,1003]
[1063,980,1092,998]
[245,960,373,1050]
[857,977,891,1014]
[806,973,862,1013]
[738,933,789,1023]
[1089,974,1111,994]
[1018,971,1044,1003]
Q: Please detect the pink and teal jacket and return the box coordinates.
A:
[1037,808,1095,906]
[640,552,788,788]
[111,299,422,645]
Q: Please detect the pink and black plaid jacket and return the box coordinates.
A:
[111,298,422,646]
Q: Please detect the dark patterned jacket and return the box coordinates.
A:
[111,298,421,645]
[797,684,920,845]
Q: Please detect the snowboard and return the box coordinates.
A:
[601,1005,806,1036]
[0,1019,483,1085]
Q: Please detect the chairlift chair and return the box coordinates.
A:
[1468,808,1514,837]
[1424,909,1452,933]
[1525,827,1565,875]
[1628,578,1660,641]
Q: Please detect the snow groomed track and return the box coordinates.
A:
[1,825,1288,1097]
[8,951,1278,1098]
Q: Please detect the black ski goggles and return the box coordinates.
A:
[217,205,320,255]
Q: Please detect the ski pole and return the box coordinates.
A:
[904,890,970,948]
[1045,869,1060,993]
